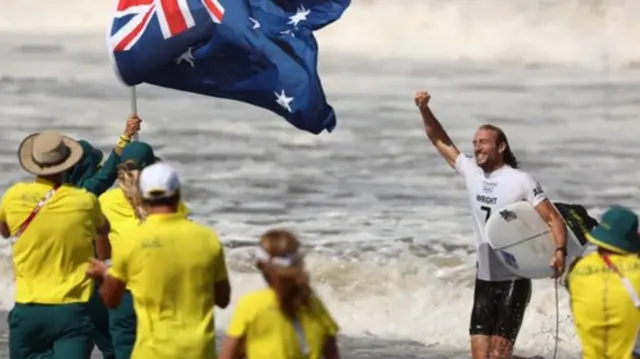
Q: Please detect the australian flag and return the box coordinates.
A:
[107,0,350,134]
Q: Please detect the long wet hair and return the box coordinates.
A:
[257,229,312,319]
[117,160,147,222]
[479,124,520,169]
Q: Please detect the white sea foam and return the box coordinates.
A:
[0,242,580,357]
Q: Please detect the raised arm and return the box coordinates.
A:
[114,115,141,156]
[414,91,461,168]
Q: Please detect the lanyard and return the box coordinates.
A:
[600,253,640,308]
[292,317,310,358]
[10,185,60,241]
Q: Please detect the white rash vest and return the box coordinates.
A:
[454,153,547,281]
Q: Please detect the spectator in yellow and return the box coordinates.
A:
[98,142,188,359]
[220,229,341,359]
[0,130,110,359]
[567,205,640,359]
[87,162,231,359]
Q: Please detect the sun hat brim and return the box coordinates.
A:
[18,133,84,176]
[586,226,636,254]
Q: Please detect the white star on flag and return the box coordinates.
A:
[249,17,260,29]
[175,47,195,67]
[274,90,294,113]
[288,5,310,27]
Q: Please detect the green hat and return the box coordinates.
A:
[78,140,104,164]
[587,205,640,254]
[119,141,158,170]
[64,139,103,185]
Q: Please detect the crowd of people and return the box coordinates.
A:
[0,117,340,359]
[0,90,638,359]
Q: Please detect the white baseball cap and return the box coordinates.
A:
[138,162,181,200]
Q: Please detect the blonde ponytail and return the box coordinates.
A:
[117,160,147,222]
[257,229,312,318]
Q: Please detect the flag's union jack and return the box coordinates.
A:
[109,0,225,52]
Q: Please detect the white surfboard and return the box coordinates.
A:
[484,201,586,279]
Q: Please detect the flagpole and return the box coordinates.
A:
[130,86,139,141]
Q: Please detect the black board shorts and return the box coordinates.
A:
[469,277,532,342]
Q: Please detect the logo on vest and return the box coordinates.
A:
[500,250,519,269]
[499,209,517,222]
[533,184,544,197]
[482,181,497,193]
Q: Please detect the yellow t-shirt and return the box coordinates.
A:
[227,288,339,359]
[0,179,105,304]
[99,187,189,256]
[568,252,640,359]
[108,213,228,359]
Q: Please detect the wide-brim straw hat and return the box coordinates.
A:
[18,130,84,176]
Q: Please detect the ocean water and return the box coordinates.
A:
[1,0,639,358]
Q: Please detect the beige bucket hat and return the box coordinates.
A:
[18,130,84,176]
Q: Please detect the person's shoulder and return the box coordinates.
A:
[2,181,29,199]
[98,187,119,201]
[241,288,276,307]
[184,220,221,240]
[456,153,480,170]
[503,168,542,187]
[503,166,533,178]
[61,185,101,204]
[122,219,144,233]
[117,221,146,246]
[98,187,123,207]
[569,252,602,274]
[231,289,273,322]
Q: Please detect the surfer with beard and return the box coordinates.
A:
[414,91,567,359]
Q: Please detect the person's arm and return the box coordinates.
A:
[215,280,231,309]
[219,336,244,359]
[81,151,120,196]
[86,256,127,308]
[92,197,111,261]
[537,199,567,277]
[536,201,567,249]
[79,116,140,195]
[220,295,252,359]
[213,242,231,308]
[99,266,127,308]
[0,209,9,239]
[0,190,10,238]
[87,210,129,307]
[114,115,141,156]
[524,175,567,277]
[414,91,461,168]
[323,337,340,359]
[0,223,9,239]
[95,218,111,261]
[97,237,130,308]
